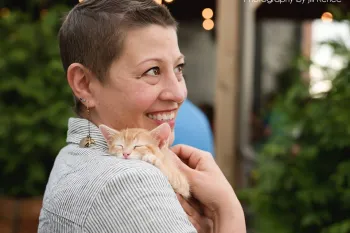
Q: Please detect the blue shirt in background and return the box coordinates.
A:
[173,99,215,157]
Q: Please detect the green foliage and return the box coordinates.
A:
[241,18,350,233]
[0,6,74,197]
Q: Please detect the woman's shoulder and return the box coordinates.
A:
[42,146,171,224]
[41,147,189,231]
[53,144,165,186]
[46,146,167,199]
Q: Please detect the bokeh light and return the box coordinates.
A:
[202,8,214,19]
[203,19,214,30]
[321,12,333,23]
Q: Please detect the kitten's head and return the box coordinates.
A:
[99,123,171,159]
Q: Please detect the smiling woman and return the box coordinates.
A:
[38,0,195,232]
[85,25,187,136]
[38,0,245,232]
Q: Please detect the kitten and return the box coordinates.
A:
[99,123,190,199]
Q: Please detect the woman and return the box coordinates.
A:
[38,0,246,232]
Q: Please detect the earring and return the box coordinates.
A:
[79,98,86,103]
[79,103,96,148]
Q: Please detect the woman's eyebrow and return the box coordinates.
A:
[136,54,185,67]
[176,54,185,63]
[136,58,162,67]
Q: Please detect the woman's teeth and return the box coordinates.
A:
[147,111,175,121]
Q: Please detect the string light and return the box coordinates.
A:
[154,0,162,4]
[202,8,214,31]
[202,8,213,19]
[203,19,214,31]
[321,12,333,22]
[164,0,174,3]
[79,0,84,3]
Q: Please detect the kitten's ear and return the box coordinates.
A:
[99,124,120,143]
[150,123,171,148]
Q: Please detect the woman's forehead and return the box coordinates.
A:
[120,25,182,64]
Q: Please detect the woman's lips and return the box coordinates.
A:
[146,111,176,128]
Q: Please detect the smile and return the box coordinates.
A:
[146,111,175,121]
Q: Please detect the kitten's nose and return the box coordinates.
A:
[123,152,130,158]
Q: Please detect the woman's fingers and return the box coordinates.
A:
[172,144,241,227]
[171,144,212,170]
[162,147,192,174]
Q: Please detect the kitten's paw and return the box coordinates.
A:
[141,154,157,165]
[176,185,191,199]
[174,176,191,199]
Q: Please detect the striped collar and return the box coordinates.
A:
[66,117,109,152]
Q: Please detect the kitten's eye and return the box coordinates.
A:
[134,145,143,149]
[144,67,160,76]
[116,145,124,149]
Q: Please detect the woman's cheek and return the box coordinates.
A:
[133,88,160,108]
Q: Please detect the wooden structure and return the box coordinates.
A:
[214,0,241,187]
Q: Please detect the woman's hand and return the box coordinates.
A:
[177,194,213,233]
[171,144,235,216]
[171,144,246,233]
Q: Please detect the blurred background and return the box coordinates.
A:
[1,0,350,232]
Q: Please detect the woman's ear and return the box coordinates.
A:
[99,124,120,143]
[66,63,96,107]
[150,123,171,148]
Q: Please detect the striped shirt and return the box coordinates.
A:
[38,117,196,233]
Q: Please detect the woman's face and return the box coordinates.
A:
[89,25,187,142]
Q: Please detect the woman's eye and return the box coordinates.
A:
[174,63,185,73]
[144,67,160,76]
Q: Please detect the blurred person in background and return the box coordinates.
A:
[173,99,215,156]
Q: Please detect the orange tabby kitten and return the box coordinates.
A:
[99,123,190,199]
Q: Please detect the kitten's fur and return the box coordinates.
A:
[99,123,190,199]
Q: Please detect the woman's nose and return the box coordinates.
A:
[159,73,187,103]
